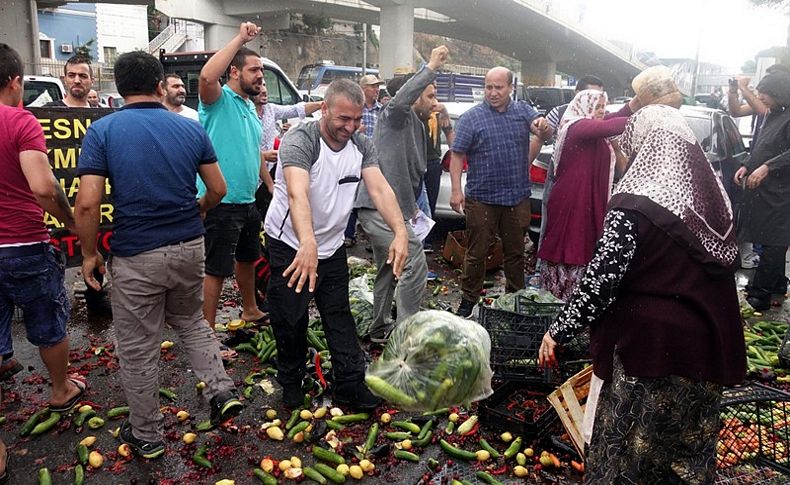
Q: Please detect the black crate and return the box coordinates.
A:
[513,294,564,318]
[478,304,555,383]
[718,382,790,474]
[514,295,591,364]
[478,381,559,440]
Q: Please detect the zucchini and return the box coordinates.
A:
[391,420,420,434]
[31,411,61,436]
[252,468,278,485]
[479,438,500,458]
[20,408,49,437]
[303,466,328,485]
[107,406,130,418]
[363,422,379,453]
[364,375,417,408]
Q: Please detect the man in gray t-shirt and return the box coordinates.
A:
[263,79,408,410]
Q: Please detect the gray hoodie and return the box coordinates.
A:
[354,66,437,217]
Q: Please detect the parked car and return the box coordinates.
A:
[23,75,65,107]
[433,102,476,220]
[99,92,125,108]
[524,86,575,115]
[435,103,748,243]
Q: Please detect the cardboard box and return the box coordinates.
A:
[442,230,503,271]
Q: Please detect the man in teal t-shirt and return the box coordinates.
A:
[198,22,267,337]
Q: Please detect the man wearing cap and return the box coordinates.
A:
[344,73,385,247]
[359,74,385,138]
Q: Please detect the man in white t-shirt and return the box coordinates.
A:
[162,74,199,121]
[264,79,408,410]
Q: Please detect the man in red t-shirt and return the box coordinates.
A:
[0,44,88,433]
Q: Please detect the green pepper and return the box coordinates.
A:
[31,411,60,436]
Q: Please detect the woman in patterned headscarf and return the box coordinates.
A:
[539,105,746,484]
[537,90,637,300]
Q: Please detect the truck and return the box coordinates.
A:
[159,50,303,110]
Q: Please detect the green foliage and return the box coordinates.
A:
[75,38,95,62]
[742,59,757,73]
[302,14,331,33]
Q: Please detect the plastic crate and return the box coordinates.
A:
[514,295,590,364]
[718,383,790,474]
[715,464,789,484]
[478,381,559,440]
[478,304,556,383]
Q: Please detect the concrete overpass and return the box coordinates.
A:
[154,0,646,93]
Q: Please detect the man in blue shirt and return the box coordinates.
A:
[198,22,267,334]
[449,66,550,317]
[74,51,242,459]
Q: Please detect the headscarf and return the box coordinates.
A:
[612,105,738,268]
[552,89,611,177]
[756,72,790,108]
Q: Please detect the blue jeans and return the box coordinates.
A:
[416,182,431,218]
[0,244,70,354]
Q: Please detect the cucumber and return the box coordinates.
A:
[391,420,421,434]
[285,409,300,430]
[364,375,417,407]
[287,420,310,439]
[363,422,379,453]
[252,468,278,485]
[476,471,504,485]
[417,419,434,440]
[383,431,411,440]
[38,468,52,485]
[77,443,89,465]
[312,444,346,465]
[439,438,477,461]
[303,466,328,484]
[107,406,130,419]
[325,419,345,431]
[412,430,433,448]
[394,450,421,462]
[479,438,500,458]
[74,464,85,485]
[74,410,97,427]
[159,388,177,401]
[313,462,346,484]
[330,413,369,424]
[31,411,61,436]
[503,436,522,459]
[20,408,49,437]
[193,444,212,468]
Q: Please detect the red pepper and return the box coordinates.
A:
[490,465,509,475]
[461,422,480,436]
[314,352,327,389]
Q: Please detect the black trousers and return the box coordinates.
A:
[749,244,789,302]
[424,158,442,217]
[266,237,366,388]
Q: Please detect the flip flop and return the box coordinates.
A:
[49,378,87,412]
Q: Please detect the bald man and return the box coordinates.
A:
[449,66,550,317]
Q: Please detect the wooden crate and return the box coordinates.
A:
[441,230,503,271]
[547,365,593,458]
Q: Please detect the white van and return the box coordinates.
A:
[23,75,66,106]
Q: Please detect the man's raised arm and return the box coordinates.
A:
[199,22,261,105]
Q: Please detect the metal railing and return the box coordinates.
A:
[148,23,175,54]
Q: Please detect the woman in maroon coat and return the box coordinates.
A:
[539,105,745,484]
[538,90,636,300]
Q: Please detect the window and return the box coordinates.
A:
[39,39,52,59]
[103,47,117,64]
[264,69,297,106]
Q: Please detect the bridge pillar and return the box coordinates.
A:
[378,4,414,79]
[205,23,239,51]
[0,0,40,73]
[521,60,556,87]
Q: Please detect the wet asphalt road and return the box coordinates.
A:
[2,224,787,484]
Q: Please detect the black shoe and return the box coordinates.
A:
[209,390,244,426]
[747,296,771,312]
[120,420,165,459]
[333,382,381,411]
[455,298,476,318]
[281,384,305,409]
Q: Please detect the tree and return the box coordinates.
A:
[75,39,95,62]
[750,0,790,47]
[742,59,757,73]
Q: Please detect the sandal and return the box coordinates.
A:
[0,442,8,484]
[49,378,87,412]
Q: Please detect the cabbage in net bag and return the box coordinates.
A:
[365,310,494,411]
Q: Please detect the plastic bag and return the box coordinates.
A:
[365,310,493,411]
[349,275,375,337]
[493,288,562,313]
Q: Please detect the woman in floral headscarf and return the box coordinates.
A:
[537,90,638,300]
[539,105,746,484]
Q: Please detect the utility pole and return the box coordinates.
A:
[362,23,367,75]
